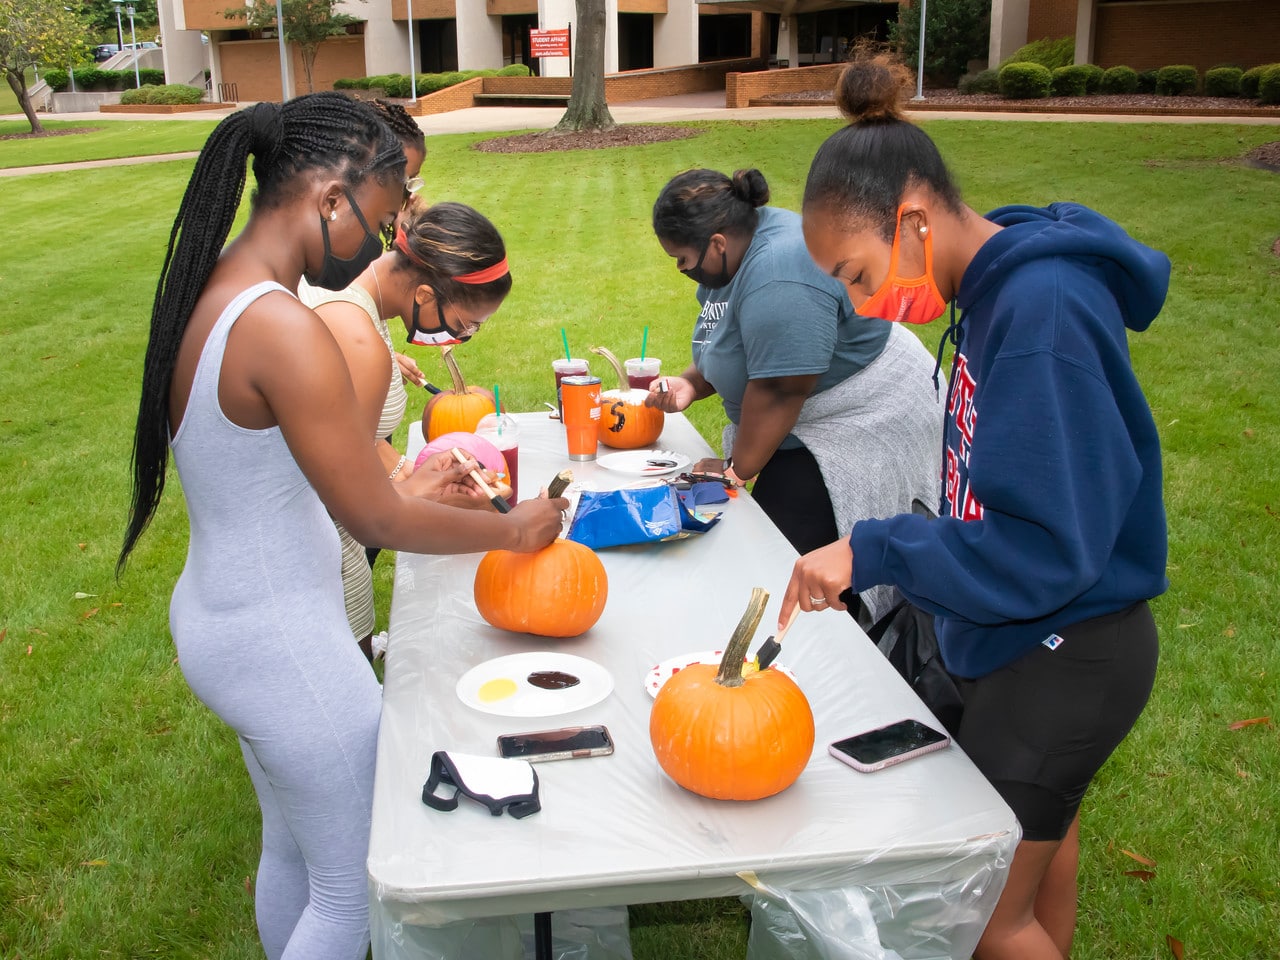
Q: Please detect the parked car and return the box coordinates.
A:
[92,43,121,61]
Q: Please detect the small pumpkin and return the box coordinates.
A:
[422,346,499,441]
[474,538,608,638]
[589,345,665,449]
[649,588,814,801]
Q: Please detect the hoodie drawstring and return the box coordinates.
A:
[932,302,963,398]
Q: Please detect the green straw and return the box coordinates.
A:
[493,385,502,433]
[641,326,649,361]
[560,328,571,362]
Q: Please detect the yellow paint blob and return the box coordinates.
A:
[477,677,518,703]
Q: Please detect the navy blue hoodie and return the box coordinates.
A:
[849,203,1170,679]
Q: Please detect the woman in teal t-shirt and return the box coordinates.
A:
[648,167,944,622]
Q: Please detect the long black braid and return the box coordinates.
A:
[371,98,426,155]
[118,92,405,574]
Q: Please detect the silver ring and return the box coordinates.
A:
[809,595,827,605]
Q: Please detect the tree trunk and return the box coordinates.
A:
[6,69,43,135]
[554,0,615,133]
[300,44,317,93]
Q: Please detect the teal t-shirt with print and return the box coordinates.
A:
[689,206,890,446]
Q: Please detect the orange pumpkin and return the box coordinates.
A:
[474,538,608,638]
[422,346,499,441]
[589,345,664,449]
[650,588,814,801]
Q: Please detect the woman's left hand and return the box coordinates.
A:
[401,451,480,501]
[780,539,855,624]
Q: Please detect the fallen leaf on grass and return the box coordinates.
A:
[82,608,99,620]
[26,645,32,655]
[1122,849,1156,867]
[0,628,6,643]
[77,542,87,550]
[73,592,98,599]
[1166,934,1184,959]
[1124,869,1156,881]
[80,859,108,867]
[28,628,46,635]
[1222,625,1235,637]
[40,354,57,360]
[244,876,254,894]
[1228,716,1270,730]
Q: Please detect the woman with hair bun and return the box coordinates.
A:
[649,167,944,623]
[784,55,1170,959]
[300,200,514,660]
[118,94,565,960]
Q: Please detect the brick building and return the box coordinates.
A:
[989,0,1279,74]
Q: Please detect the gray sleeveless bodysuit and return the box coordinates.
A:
[168,280,381,960]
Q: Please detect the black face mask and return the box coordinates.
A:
[681,239,732,289]
[305,186,385,291]
[407,297,472,347]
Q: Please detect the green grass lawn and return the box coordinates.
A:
[2,118,1278,959]
[0,118,220,167]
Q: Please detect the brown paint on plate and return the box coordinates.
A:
[527,670,581,690]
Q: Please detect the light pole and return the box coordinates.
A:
[111,0,124,54]
[125,4,140,88]
[64,6,77,92]
[407,0,416,103]
[912,0,927,101]
[274,0,288,101]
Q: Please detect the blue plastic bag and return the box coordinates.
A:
[567,485,721,549]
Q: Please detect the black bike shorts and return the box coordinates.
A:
[953,601,1159,842]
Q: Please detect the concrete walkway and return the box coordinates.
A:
[3,90,1277,178]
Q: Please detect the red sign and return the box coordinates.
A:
[530,28,571,58]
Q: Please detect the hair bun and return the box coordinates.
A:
[248,101,283,165]
[834,55,911,124]
[730,168,771,208]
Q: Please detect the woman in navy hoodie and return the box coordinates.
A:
[782,56,1169,960]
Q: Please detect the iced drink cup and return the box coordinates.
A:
[625,357,661,391]
[553,358,590,420]
[474,413,520,505]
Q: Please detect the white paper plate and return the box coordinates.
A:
[645,649,797,699]
[457,652,613,718]
[596,450,691,477]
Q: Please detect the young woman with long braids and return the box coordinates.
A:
[118,94,565,960]
[647,167,944,623]
[781,57,1169,958]
[300,201,514,660]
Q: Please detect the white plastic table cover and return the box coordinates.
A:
[370,412,1019,960]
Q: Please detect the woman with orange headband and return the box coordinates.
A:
[300,200,513,661]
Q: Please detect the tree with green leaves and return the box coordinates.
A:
[0,0,86,133]
[223,0,361,95]
[553,0,613,133]
[82,0,156,47]
[888,0,990,88]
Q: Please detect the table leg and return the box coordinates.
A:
[534,911,553,960]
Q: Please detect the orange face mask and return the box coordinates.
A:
[859,206,947,325]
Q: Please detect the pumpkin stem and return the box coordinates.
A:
[716,587,769,688]
[589,345,627,392]
[441,346,467,394]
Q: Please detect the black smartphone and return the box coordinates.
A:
[496,724,614,763]
[828,719,950,773]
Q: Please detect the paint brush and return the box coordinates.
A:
[754,605,800,672]
[450,446,511,514]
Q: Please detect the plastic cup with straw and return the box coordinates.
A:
[553,330,589,420]
[626,326,660,391]
[475,384,520,505]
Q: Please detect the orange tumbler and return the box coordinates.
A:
[561,375,602,461]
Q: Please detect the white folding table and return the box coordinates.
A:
[370,412,1018,960]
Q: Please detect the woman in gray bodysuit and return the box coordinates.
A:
[118,93,566,960]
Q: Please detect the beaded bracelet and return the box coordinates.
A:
[388,455,408,480]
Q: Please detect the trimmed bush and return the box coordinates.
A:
[333,65,534,97]
[43,67,69,90]
[1079,63,1104,93]
[1004,36,1074,71]
[1259,65,1280,105]
[958,68,1000,94]
[1204,67,1242,98]
[1051,64,1090,97]
[1100,65,1139,95]
[139,67,165,86]
[1156,64,1198,96]
[119,83,203,105]
[497,63,532,77]
[999,61,1052,99]
[1241,63,1280,99]
[1136,70,1158,94]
